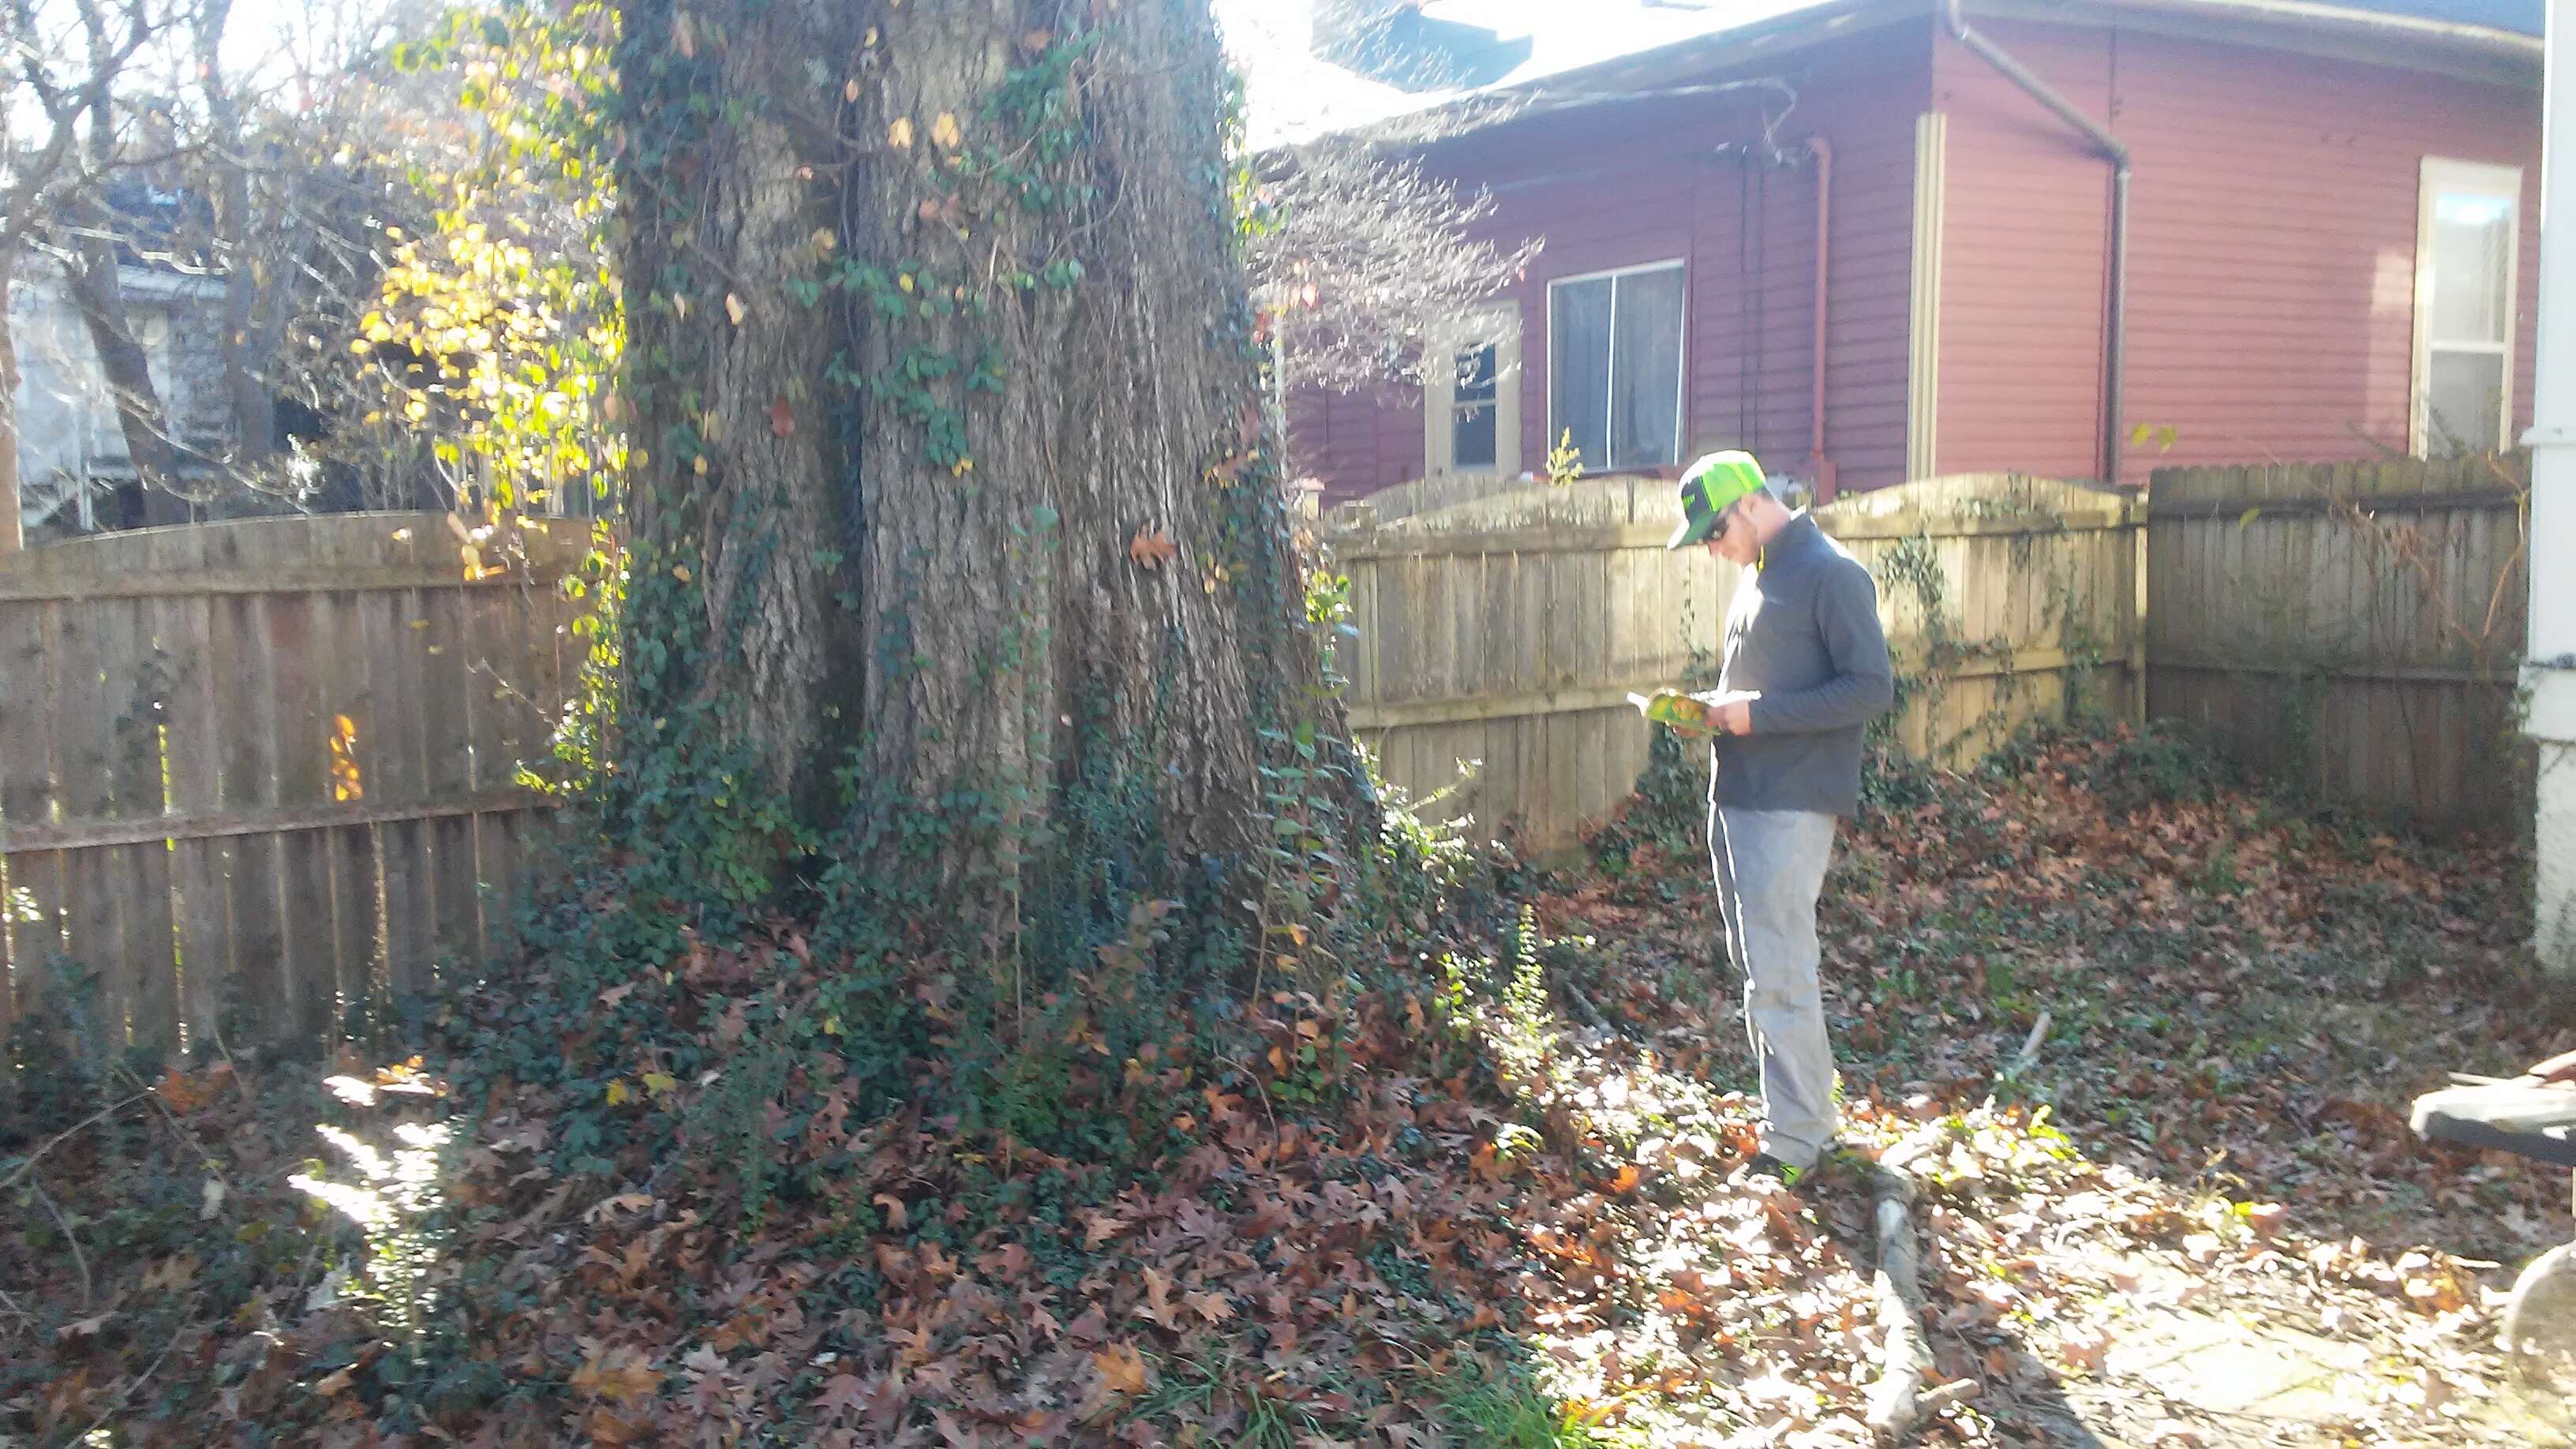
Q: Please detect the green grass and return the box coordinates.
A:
[1435,1356,1646,1448]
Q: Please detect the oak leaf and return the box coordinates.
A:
[815,1372,870,1420]
[1129,526,1177,570]
[570,1347,661,1404]
[1093,1343,1149,1396]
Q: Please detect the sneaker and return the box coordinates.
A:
[1735,1151,1810,1187]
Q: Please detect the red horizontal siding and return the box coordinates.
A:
[1287,24,1932,505]
[1931,19,2540,483]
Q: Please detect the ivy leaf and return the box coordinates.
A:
[930,111,963,149]
[724,293,747,326]
[767,398,796,437]
[1129,526,1178,571]
[887,116,913,150]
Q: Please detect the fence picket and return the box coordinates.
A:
[2143,457,2527,824]
[0,514,586,1058]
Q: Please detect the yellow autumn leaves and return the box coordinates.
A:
[886,111,964,151]
[602,1070,678,1106]
[351,215,622,504]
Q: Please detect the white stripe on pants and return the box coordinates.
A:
[1710,805,1840,1170]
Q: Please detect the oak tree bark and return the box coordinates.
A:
[612,0,1361,949]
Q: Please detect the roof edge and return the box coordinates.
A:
[1309,0,1896,152]
[2103,0,2539,55]
[1301,0,2537,152]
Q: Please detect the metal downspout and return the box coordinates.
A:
[1945,0,2132,486]
[1807,137,1838,502]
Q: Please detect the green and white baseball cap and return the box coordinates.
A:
[1666,451,1770,549]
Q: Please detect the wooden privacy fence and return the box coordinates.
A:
[2144,456,2528,824]
[1,514,591,1056]
[1324,473,2145,851]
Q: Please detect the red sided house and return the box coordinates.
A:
[1283,0,2543,505]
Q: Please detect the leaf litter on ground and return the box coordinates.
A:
[6,724,2572,1445]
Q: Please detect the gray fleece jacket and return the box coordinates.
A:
[1707,513,1895,817]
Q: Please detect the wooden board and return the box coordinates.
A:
[0,513,586,1058]
[2140,459,2525,826]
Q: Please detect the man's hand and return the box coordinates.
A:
[1699,691,1759,736]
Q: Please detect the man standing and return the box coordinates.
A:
[1653,451,1893,1184]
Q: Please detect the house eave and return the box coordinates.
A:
[1986,0,2540,83]
[1305,0,2538,152]
[1309,0,1897,152]
[2102,0,2538,61]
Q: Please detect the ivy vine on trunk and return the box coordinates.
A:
[607,0,1373,1015]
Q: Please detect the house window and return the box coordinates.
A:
[1423,306,1521,477]
[1548,261,1684,472]
[1451,343,1499,467]
[2413,159,2521,457]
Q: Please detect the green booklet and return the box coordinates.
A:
[1628,691,1713,733]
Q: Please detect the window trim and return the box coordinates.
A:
[2411,157,2522,458]
[1422,304,1523,477]
[1544,257,1687,474]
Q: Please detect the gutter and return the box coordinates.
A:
[1945,0,2132,486]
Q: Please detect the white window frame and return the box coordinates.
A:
[1545,258,1687,474]
[1422,305,1522,477]
[2411,157,2522,458]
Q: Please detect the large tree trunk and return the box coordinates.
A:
[613,0,1357,962]
[614,0,855,805]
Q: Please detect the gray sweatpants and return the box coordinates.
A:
[1709,806,1841,1170]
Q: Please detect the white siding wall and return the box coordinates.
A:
[10,257,230,534]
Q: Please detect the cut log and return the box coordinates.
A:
[1866,1148,1933,1443]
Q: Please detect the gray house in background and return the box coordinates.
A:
[9,174,237,541]
[10,253,231,539]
